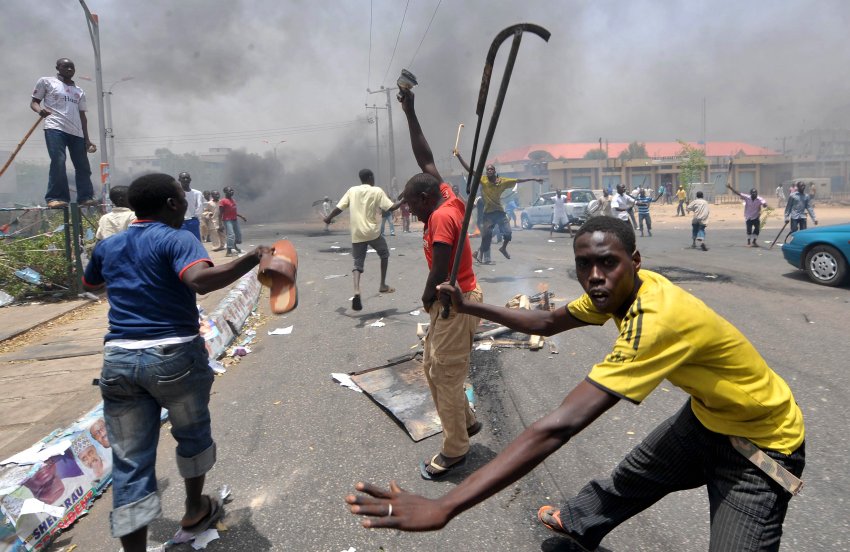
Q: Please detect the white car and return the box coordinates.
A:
[521,189,596,230]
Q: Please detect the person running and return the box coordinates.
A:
[775,185,786,208]
[323,169,401,311]
[83,173,272,552]
[398,87,484,480]
[687,190,710,251]
[454,154,541,263]
[727,183,768,247]
[347,216,805,552]
[784,182,818,234]
[551,190,573,237]
[635,187,659,237]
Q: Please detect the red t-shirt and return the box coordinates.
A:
[219,198,238,221]
[423,184,477,292]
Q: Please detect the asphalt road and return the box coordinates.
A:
[56,214,849,552]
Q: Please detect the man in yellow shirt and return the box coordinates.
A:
[347,216,805,551]
[454,154,542,263]
[324,169,401,311]
[676,184,688,216]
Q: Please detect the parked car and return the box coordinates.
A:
[781,223,850,286]
[521,189,596,230]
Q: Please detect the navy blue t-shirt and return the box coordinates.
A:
[84,220,213,341]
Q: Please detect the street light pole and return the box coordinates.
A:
[78,0,109,202]
[106,77,133,174]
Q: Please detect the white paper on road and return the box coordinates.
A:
[331,373,363,393]
[409,310,421,316]
[330,245,341,249]
[20,498,66,518]
[1,439,71,466]
[547,239,556,243]
[324,274,344,279]
[191,529,220,549]
[534,269,543,273]
[475,342,492,351]
[370,318,385,327]
[268,326,294,335]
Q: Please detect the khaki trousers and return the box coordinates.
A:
[423,284,483,457]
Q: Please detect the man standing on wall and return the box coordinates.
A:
[30,58,97,208]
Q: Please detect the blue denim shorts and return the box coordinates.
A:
[99,336,216,537]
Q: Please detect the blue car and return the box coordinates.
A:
[781,223,850,286]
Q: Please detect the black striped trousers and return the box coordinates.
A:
[561,400,805,551]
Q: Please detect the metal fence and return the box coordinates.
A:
[0,204,99,305]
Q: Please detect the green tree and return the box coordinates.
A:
[617,141,649,161]
[583,148,608,160]
[677,140,707,198]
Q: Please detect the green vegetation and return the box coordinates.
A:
[617,141,649,161]
[583,148,608,160]
[677,140,707,198]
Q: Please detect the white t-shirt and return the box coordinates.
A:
[553,195,567,217]
[32,76,87,137]
[612,193,634,221]
[184,189,205,219]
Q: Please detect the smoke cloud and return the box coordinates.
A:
[2,0,849,218]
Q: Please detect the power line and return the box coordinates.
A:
[381,0,411,87]
[408,0,442,69]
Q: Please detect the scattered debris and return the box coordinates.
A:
[331,372,363,393]
[369,318,386,327]
[416,322,429,337]
[268,326,294,335]
[548,341,559,354]
[409,309,421,316]
[77,291,101,302]
[14,267,42,285]
[209,359,227,374]
[231,346,250,357]
[475,341,493,351]
[324,274,344,279]
[0,289,13,307]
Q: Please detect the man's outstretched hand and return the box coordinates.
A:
[397,88,415,113]
[346,481,450,532]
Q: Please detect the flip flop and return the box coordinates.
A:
[258,240,298,314]
[537,506,596,551]
[180,496,224,535]
[419,453,466,481]
[498,246,511,259]
[379,286,395,294]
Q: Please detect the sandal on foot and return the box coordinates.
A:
[180,496,224,535]
[537,506,595,551]
[379,286,395,294]
[419,453,466,481]
[498,246,510,259]
[352,295,363,311]
[467,421,483,437]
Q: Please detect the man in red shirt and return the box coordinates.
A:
[398,88,484,479]
[218,186,248,256]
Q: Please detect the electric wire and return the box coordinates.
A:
[380,0,411,87]
[408,0,442,69]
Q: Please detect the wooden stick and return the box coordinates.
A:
[453,123,464,155]
[0,117,43,179]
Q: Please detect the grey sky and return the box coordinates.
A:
[2,0,849,190]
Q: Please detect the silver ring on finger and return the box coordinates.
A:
[387,504,393,517]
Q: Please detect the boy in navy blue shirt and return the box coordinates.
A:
[84,173,270,552]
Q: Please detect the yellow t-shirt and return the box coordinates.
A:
[479,176,517,213]
[336,184,394,243]
[676,188,686,200]
[567,270,804,454]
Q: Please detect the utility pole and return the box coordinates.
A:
[365,104,386,182]
[106,77,133,174]
[367,86,398,193]
[78,1,109,203]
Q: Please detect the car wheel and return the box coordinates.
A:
[521,213,532,229]
[804,245,848,286]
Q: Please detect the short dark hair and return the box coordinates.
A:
[109,185,129,208]
[359,169,373,183]
[696,191,704,198]
[404,173,441,198]
[574,216,636,254]
[128,173,179,217]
